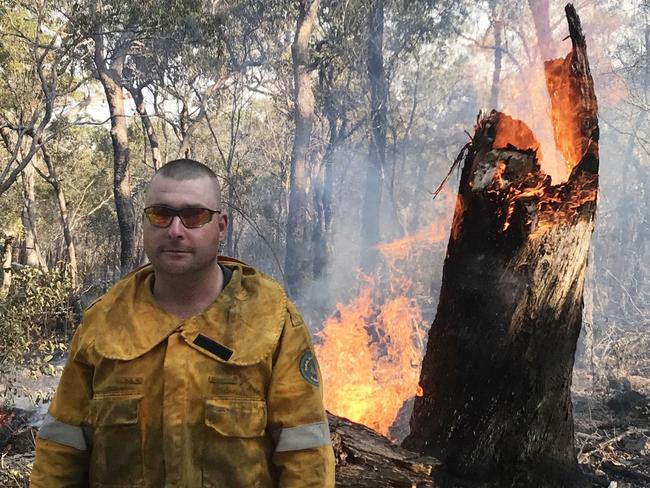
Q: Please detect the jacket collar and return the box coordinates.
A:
[91,259,287,365]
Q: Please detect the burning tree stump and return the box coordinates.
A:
[403,5,598,488]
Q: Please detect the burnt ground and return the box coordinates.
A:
[573,374,650,488]
[0,370,649,487]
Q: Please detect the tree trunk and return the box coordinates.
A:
[20,163,47,270]
[1,234,15,296]
[96,54,138,276]
[284,0,320,302]
[38,147,83,318]
[527,0,554,61]
[329,413,441,487]
[489,0,503,110]
[129,85,162,170]
[312,76,338,282]
[39,147,79,291]
[361,0,387,273]
[404,6,598,488]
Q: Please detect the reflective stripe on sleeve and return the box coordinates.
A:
[37,414,90,451]
[272,421,331,452]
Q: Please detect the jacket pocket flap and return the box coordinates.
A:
[205,398,266,438]
[90,396,141,427]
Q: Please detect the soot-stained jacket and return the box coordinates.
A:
[30,258,335,488]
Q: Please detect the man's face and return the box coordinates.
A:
[143,175,227,278]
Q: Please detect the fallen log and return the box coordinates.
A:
[404,4,598,488]
[330,413,441,487]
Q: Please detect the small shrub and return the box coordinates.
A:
[0,265,76,404]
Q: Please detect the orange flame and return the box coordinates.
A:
[487,41,598,235]
[316,284,427,437]
[316,214,452,439]
[376,221,448,265]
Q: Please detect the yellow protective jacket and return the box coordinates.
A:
[30,258,335,488]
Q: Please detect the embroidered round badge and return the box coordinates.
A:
[299,350,319,387]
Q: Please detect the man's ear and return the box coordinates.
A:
[219,213,229,234]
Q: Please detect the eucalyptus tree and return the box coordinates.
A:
[311,0,468,275]
[75,0,293,274]
[285,0,322,303]
[71,0,227,274]
[0,0,89,276]
[0,0,88,196]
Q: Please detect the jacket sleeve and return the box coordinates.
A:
[30,326,94,488]
[266,301,335,488]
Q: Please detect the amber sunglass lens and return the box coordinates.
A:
[145,207,174,227]
[179,208,211,228]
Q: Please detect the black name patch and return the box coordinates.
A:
[193,334,234,361]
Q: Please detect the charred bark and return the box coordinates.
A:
[404,5,598,488]
[285,0,320,302]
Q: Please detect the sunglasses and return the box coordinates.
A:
[143,205,221,229]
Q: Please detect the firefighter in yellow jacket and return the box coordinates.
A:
[30,159,335,487]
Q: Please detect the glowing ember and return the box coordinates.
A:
[493,115,540,153]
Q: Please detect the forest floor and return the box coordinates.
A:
[0,367,649,487]
[573,371,650,487]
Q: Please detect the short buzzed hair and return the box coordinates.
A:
[148,159,222,209]
[155,158,218,182]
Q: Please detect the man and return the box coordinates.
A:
[31,159,335,487]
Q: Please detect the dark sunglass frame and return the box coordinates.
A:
[144,205,221,229]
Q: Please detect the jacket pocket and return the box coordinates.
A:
[89,395,144,487]
[202,398,273,488]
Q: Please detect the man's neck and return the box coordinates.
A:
[152,263,224,319]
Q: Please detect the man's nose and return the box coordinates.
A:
[166,215,185,237]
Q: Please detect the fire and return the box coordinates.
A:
[375,221,448,265]
[484,36,599,234]
[545,56,584,169]
[316,10,599,442]
[316,282,426,438]
[493,114,540,153]
[316,216,451,440]
[499,61,571,183]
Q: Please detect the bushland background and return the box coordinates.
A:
[0,0,649,485]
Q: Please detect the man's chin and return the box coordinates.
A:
[152,259,194,276]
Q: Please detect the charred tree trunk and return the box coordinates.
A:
[361,0,387,273]
[285,0,320,302]
[329,413,441,487]
[404,6,598,488]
